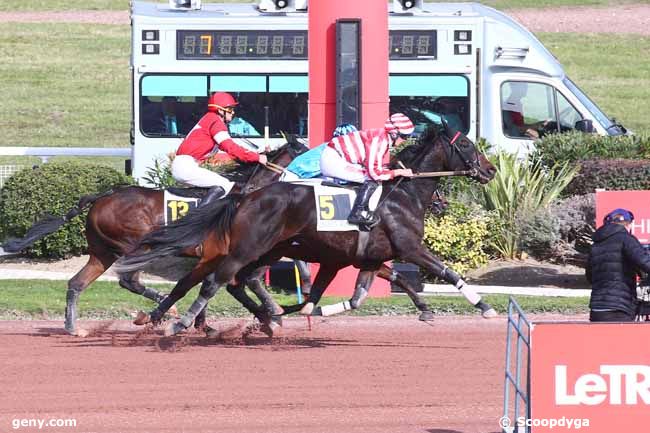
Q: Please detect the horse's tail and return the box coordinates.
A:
[1,189,115,253]
[115,194,241,272]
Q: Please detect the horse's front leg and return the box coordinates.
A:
[401,248,497,318]
[377,264,434,321]
[165,256,252,336]
[134,257,223,326]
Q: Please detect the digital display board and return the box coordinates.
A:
[389,30,437,59]
[177,30,308,60]
[176,30,437,60]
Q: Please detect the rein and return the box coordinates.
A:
[411,170,475,178]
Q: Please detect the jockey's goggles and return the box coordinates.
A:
[210,105,236,115]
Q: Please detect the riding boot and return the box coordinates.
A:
[348,180,379,226]
[199,186,225,208]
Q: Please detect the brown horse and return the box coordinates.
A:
[1,142,305,336]
[116,125,497,336]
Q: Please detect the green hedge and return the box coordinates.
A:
[422,202,492,277]
[564,158,650,196]
[0,161,132,258]
[531,131,650,167]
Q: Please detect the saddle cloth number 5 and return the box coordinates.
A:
[318,194,351,220]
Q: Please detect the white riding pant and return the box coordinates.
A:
[320,147,381,210]
[320,146,367,183]
[171,154,235,194]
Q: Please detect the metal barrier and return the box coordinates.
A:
[0,165,24,189]
[0,147,132,186]
[0,147,131,163]
[503,296,531,433]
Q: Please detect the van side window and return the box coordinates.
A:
[140,76,209,137]
[501,81,557,140]
[389,75,470,135]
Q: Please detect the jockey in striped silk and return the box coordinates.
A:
[320,113,416,226]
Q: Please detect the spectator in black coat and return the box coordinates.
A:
[587,208,650,322]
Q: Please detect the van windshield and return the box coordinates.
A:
[563,77,624,135]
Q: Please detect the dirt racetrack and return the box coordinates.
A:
[0,315,535,433]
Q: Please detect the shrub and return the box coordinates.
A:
[548,193,595,263]
[141,157,177,189]
[480,152,578,259]
[422,201,492,278]
[565,158,650,196]
[516,206,560,259]
[0,161,133,258]
[531,131,650,167]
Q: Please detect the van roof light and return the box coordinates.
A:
[393,0,424,14]
[168,0,201,10]
[258,0,308,13]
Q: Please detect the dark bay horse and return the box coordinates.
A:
[1,142,306,336]
[117,126,497,336]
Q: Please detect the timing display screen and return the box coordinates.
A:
[389,30,437,59]
[177,30,308,60]
[176,29,436,60]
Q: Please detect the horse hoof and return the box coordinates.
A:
[260,321,282,338]
[418,311,435,322]
[203,326,219,338]
[133,311,151,325]
[300,302,314,315]
[168,305,180,319]
[482,308,498,319]
[164,321,186,337]
[67,328,89,337]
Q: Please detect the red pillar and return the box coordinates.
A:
[308,0,391,297]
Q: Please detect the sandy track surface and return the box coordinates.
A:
[0,316,514,433]
[1,5,649,35]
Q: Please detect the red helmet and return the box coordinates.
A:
[384,112,415,136]
[208,92,238,112]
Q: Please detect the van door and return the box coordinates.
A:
[493,77,596,155]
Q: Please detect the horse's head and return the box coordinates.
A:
[418,123,496,184]
[240,139,309,194]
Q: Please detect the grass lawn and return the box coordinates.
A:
[540,32,650,135]
[477,0,646,8]
[0,279,589,320]
[0,23,130,149]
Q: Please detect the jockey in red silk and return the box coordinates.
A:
[320,113,415,226]
[172,92,268,205]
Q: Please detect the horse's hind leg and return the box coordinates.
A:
[66,255,111,337]
[309,269,377,317]
[294,260,312,296]
[377,264,434,321]
[118,271,179,318]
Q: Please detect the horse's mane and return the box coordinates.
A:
[220,138,308,182]
[390,125,441,169]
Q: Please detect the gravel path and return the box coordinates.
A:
[0,4,649,35]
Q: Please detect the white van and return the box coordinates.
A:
[130,0,626,180]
